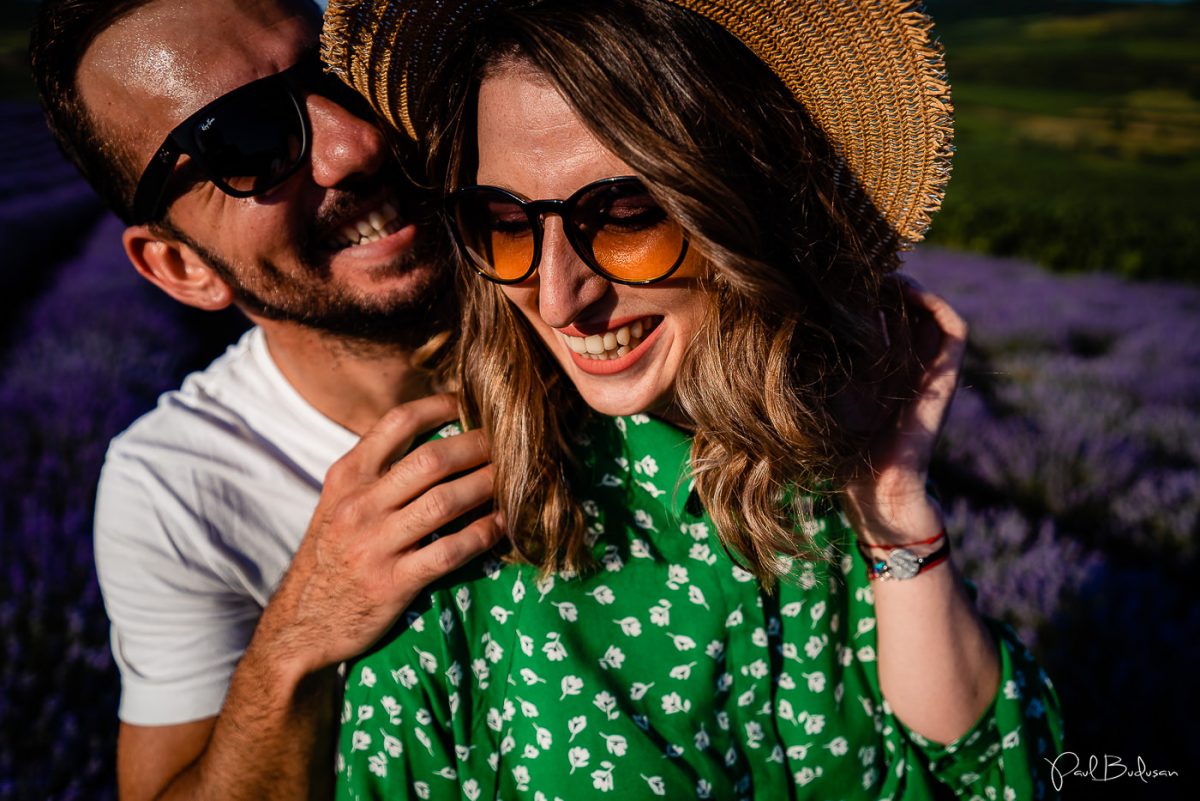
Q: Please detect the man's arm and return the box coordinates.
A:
[116,393,501,800]
[118,720,218,801]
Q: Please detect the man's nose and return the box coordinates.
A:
[536,217,610,330]
[305,94,387,187]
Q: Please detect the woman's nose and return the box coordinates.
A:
[536,217,610,329]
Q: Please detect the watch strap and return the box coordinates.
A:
[862,537,950,581]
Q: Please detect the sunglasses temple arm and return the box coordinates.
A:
[131,141,181,225]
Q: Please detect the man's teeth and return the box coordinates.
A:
[330,201,402,248]
[559,318,659,361]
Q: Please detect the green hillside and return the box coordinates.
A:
[925,1,1200,280]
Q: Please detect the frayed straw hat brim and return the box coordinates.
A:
[323,0,954,250]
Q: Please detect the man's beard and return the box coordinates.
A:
[157,208,454,350]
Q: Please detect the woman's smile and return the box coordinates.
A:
[556,315,663,372]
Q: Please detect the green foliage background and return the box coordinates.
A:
[0,1,34,102]
[924,0,1200,281]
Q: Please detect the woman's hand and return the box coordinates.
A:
[841,275,968,545]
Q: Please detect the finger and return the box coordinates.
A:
[400,513,505,586]
[349,393,460,477]
[898,282,965,375]
[902,279,967,351]
[899,284,968,434]
[363,429,490,510]
[383,464,497,551]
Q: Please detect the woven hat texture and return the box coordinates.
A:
[322,0,954,249]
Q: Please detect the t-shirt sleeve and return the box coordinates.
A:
[94,449,262,726]
[901,615,1065,801]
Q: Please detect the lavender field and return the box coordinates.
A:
[1,101,1196,800]
[0,103,245,799]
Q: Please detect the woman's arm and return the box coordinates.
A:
[861,515,1001,744]
[841,277,1000,745]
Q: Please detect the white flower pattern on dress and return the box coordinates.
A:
[337,415,1062,801]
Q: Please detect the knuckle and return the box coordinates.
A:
[421,485,454,524]
[379,404,416,435]
[331,494,367,528]
[407,444,446,478]
[324,455,354,484]
[423,542,461,577]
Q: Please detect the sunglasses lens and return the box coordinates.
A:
[191,85,306,195]
[574,180,685,282]
[452,190,536,281]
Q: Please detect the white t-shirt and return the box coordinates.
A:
[94,326,359,725]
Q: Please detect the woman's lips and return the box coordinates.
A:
[557,316,663,375]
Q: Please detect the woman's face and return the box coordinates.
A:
[474,64,707,419]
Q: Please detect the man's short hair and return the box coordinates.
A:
[29,0,159,224]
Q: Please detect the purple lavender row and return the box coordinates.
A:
[0,205,243,798]
[905,247,1200,774]
[905,249,1200,558]
[0,104,105,325]
[0,103,92,196]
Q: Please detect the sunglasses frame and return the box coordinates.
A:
[445,176,689,286]
[129,53,324,225]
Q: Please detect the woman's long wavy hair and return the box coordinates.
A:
[421,0,918,581]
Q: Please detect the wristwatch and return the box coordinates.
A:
[863,538,950,581]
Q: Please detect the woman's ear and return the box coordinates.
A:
[121,224,233,311]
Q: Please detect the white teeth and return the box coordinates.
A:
[558,318,658,363]
[326,199,405,250]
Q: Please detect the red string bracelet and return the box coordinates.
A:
[855,530,946,551]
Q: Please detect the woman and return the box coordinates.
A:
[323,1,1063,798]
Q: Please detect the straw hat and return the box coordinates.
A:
[322,0,954,249]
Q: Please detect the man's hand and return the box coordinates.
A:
[264,392,501,681]
[119,393,500,801]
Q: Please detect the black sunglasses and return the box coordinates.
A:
[130,51,369,225]
[445,176,689,286]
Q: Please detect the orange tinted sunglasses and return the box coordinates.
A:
[445,176,689,285]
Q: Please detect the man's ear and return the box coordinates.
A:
[122,225,234,311]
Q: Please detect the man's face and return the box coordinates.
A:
[77,0,446,344]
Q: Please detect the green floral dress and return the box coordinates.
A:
[336,415,1063,800]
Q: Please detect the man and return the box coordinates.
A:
[29,0,499,798]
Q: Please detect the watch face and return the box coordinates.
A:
[888,548,921,580]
